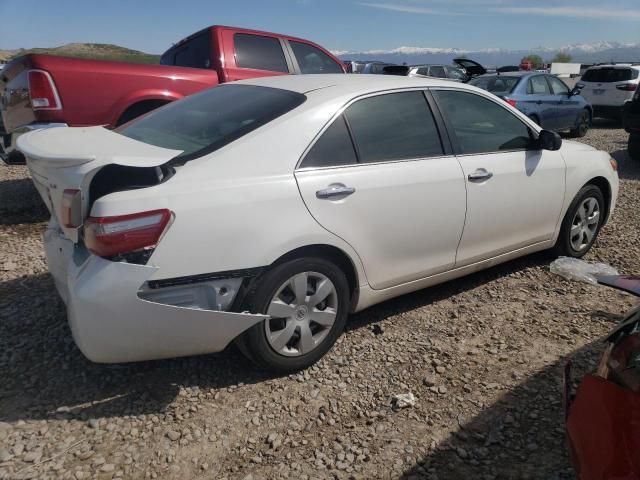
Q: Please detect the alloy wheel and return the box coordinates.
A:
[570,197,600,252]
[264,271,338,357]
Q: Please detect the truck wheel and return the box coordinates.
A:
[239,258,349,373]
[629,134,640,161]
[570,109,591,138]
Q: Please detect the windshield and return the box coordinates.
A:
[118,84,306,161]
[470,75,521,94]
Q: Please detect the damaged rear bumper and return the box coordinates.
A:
[44,221,267,363]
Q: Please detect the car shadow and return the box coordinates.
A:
[399,339,608,480]
[590,118,623,130]
[0,252,554,423]
[0,177,49,225]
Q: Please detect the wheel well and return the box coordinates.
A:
[116,99,171,127]
[585,176,612,223]
[272,245,359,308]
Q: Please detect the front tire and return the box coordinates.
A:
[239,258,349,373]
[570,109,591,138]
[553,185,605,258]
[629,133,640,161]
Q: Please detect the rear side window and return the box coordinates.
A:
[234,34,289,73]
[582,68,639,82]
[528,76,551,95]
[344,91,443,163]
[417,67,429,76]
[434,90,533,154]
[300,116,357,168]
[429,66,447,78]
[171,34,211,69]
[289,41,343,74]
[118,84,305,161]
[470,76,520,94]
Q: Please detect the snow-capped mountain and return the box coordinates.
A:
[336,41,640,66]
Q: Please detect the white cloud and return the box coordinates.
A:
[358,2,458,14]
[494,5,640,20]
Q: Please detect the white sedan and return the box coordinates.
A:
[19,74,619,372]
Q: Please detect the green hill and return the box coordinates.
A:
[0,43,160,64]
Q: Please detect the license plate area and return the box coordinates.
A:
[592,89,605,95]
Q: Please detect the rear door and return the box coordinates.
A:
[220,31,293,82]
[432,89,565,265]
[295,90,467,290]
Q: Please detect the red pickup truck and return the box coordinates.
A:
[0,25,344,164]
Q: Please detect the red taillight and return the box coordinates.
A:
[61,189,82,228]
[504,98,518,108]
[616,83,637,91]
[84,209,172,257]
[27,69,61,110]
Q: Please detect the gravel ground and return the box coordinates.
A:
[1,120,639,480]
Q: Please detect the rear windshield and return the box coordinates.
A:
[118,84,306,161]
[470,75,521,94]
[582,68,639,83]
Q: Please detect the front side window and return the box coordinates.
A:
[547,76,570,95]
[234,33,289,73]
[118,84,305,160]
[289,41,343,74]
[429,66,447,78]
[528,76,551,95]
[344,91,443,163]
[446,67,467,81]
[434,90,533,155]
[300,115,357,168]
[171,34,210,69]
[416,67,429,76]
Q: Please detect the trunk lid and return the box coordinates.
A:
[18,126,182,242]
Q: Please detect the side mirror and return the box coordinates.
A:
[570,84,584,96]
[538,129,562,151]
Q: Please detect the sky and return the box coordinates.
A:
[0,0,639,53]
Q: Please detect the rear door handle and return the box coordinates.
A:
[468,169,493,182]
[316,184,356,199]
[536,100,543,105]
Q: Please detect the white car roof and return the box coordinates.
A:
[235,73,471,97]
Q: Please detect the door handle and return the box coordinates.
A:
[468,169,493,182]
[536,100,543,105]
[316,184,356,199]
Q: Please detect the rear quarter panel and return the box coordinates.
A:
[89,98,366,285]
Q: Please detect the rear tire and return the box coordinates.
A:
[239,258,349,373]
[553,185,605,258]
[629,133,640,161]
[570,109,591,138]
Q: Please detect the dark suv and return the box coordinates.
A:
[623,87,640,160]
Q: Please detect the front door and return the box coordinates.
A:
[295,91,467,290]
[432,89,566,266]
